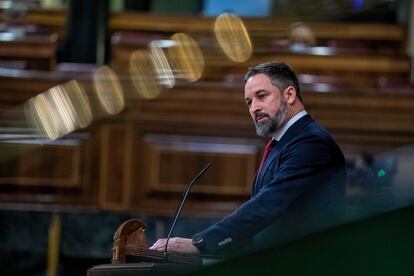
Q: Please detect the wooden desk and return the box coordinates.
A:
[0,32,58,70]
[1,8,68,38]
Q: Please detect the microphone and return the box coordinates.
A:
[163,162,212,263]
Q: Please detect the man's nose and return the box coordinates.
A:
[250,99,261,113]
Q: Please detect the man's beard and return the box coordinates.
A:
[254,100,288,137]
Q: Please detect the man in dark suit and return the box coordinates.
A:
[150,62,346,256]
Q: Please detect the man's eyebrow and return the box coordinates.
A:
[255,89,267,95]
[246,89,267,100]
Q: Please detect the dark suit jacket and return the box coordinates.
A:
[197,114,346,255]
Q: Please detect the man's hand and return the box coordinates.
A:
[150,237,199,254]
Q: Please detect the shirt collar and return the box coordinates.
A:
[272,110,307,141]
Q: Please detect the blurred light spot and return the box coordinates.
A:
[93,66,125,115]
[150,40,175,88]
[48,86,78,133]
[24,81,93,141]
[129,50,162,99]
[25,94,60,141]
[352,0,364,11]
[25,87,76,141]
[377,169,386,177]
[214,13,252,62]
[155,39,176,48]
[169,33,204,82]
[63,80,93,128]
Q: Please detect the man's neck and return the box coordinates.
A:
[271,110,307,141]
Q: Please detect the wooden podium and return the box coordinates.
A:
[87,219,202,276]
[87,262,201,276]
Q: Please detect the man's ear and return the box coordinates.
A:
[283,86,296,104]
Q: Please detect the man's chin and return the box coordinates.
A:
[255,125,273,137]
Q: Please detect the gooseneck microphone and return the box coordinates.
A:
[163,163,212,263]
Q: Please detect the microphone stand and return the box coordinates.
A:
[163,163,212,263]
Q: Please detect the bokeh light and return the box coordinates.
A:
[129,50,162,99]
[93,66,125,115]
[169,33,204,82]
[25,93,60,141]
[25,86,76,140]
[150,40,176,88]
[24,81,92,141]
[214,13,253,62]
[63,80,93,128]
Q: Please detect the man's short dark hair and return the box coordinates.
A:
[244,62,302,102]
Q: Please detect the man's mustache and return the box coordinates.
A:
[254,111,269,123]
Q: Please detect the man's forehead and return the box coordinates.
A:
[246,73,270,84]
[245,74,275,91]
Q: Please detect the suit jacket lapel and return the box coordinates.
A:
[276,114,312,149]
[252,115,313,196]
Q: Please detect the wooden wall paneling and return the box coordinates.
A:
[144,134,257,195]
[98,123,133,210]
[129,126,263,215]
[0,142,80,187]
[0,132,96,206]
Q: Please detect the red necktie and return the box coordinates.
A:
[258,139,277,172]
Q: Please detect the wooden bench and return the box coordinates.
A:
[0,32,58,70]
[109,12,407,55]
[109,12,406,42]
[110,32,410,81]
[109,14,409,81]
[1,8,68,38]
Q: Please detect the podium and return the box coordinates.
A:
[87,219,202,275]
[87,262,201,276]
